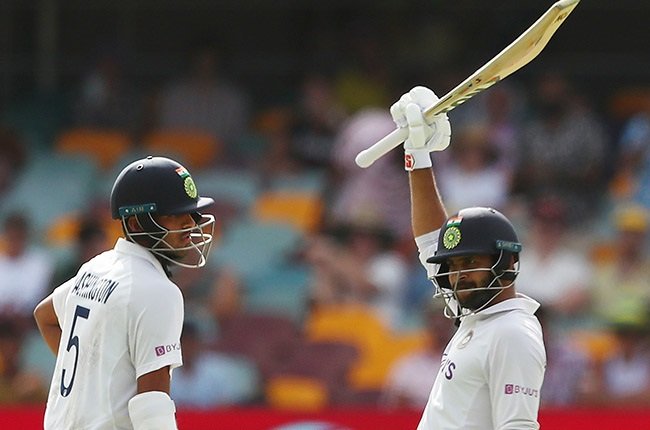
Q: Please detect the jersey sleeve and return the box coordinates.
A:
[127,280,184,379]
[51,279,75,326]
[414,229,441,279]
[487,317,546,430]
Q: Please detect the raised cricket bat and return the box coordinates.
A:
[355,0,580,168]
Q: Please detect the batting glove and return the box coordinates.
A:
[390,86,452,171]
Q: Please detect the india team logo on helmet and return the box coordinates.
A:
[443,216,463,249]
[175,166,198,199]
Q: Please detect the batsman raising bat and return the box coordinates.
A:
[393,86,546,429]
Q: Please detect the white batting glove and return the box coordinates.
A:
[390,86,452,171]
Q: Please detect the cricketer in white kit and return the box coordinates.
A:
[390,87,546,429]
[34,156,215,429]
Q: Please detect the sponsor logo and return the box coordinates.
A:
[404,154,414,170]
[504,384,539,398]
[439,355,456,380]
[154,343,181,357]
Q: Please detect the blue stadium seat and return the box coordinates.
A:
[208,218,302,278]
[244,264,312,322]
[0,153,99,236]
[192,169,260,211]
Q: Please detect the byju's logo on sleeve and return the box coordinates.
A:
[154,343,181,357]
[504,384,539,397]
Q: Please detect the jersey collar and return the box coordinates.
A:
[114,237,169,276]
[467,293,540,322]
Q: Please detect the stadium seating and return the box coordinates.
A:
[252,191,324,234]
[304,304,428,391]
[209,218,303,278]
[54,128,132,170]
[213,312,300,380]
[243,264,312,322]
[0,153,99,236]
[142,129,222,170]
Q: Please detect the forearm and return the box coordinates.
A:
[409,168,447,237]
[33,295,62,355]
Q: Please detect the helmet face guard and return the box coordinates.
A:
[432,251,519,319]
[427,207,522,320]
[111,156,216,268]
[123,212,215,268]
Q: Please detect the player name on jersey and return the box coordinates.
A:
[71,272,119,304]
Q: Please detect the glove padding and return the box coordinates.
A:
[390,86,452,152]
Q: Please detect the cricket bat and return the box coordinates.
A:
[355,0,581,168]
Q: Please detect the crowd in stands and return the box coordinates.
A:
[1,39,650,413]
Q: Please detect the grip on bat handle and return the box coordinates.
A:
[354,127,409,168]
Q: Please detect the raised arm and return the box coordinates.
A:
[409,168,448,238]
[389,86,451,238]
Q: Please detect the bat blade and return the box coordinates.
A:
[355,0,580,169]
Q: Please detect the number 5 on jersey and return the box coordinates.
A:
[61,305,90,397]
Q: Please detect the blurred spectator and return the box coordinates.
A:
[0,319,48,404]
[72,48,142,133]
[291,72,347,168]
[304,220,408,330]
[0,126,27,198]
[381,305,455,408]
[537,307,591,407]
[437,124,511,214]
[330,109,411,242]
[591,204,650,324]
[610,113,650,207]
[156,43,251,162]
[0,213,54,326]
[206,268,244,328]
[448,83,524,176]
[516,73,608,220]
[580,299,650,407]
[253,107,305,179]
[171,321,260,408]
[52,217,109,288]
[515,196,593,325]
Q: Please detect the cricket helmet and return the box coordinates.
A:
[110,156,215,268]
[427,207,522,318]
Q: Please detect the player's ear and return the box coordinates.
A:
[126,216,143,232]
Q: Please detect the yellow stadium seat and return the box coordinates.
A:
[265,376,329,411]
[304,305,428,391]
[305,304,387,345]
[142,129,222,170]
[252,191,323,234]
[46,214,122,248]
[349,330,428,391]
[55,128,132,170]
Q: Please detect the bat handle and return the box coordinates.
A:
[354,127,409,168]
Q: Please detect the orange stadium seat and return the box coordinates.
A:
[609,87,650,120]
[142,129,222,170]
[252,191,324,234]
[55,128,132,170]
[265,376,329,411]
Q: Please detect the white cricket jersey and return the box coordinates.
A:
[415,230,546,430]
[44,238,184,430]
